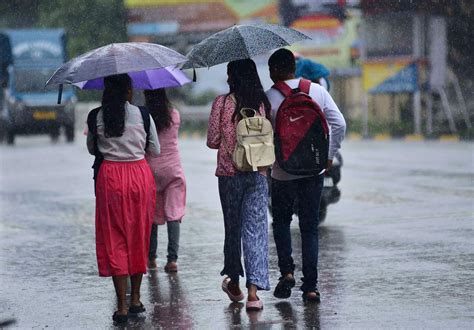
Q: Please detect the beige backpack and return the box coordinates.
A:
[224,107,275,172]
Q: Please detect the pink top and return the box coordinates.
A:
[207,94,267,177]
[155,109,181,159]
[146,109,186,224]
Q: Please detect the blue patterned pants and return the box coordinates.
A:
[218,172,270,291]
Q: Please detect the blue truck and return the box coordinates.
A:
[0,29,76,144]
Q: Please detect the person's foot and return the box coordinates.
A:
[302,290,321,302]
[221,277,244,302]
[148,259,157,269]
[164,261,178,273]
[246,297,263,311]
[129,302,146,314]
[274,274,296,299]
[112,310,128,323]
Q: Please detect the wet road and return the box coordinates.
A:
[0,136,473,328]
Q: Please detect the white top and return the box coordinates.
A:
[266,78,346,181]
[87,102,160,161]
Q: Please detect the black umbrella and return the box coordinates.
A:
[184,23,310,69]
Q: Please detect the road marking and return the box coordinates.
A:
[373,133,391,141]
[405,134,424,141]
[439,134,460,142]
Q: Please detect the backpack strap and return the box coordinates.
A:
[87,106,150,153]
[298,78,311,95]
[138,106,150,150]
[220,95,233,158]
[272,81,294,98]
[86,107,103,194]
[86,106,102,158]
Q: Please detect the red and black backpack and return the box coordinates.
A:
[272,79,329,175]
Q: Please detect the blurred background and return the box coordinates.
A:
[0,0,472,142]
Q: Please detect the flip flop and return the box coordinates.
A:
[221,277,244,302]
[112,311,128,323]
[302,291,321,302]
[246,299,263,311]
[129,303,146,314]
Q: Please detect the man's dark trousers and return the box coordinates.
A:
[271,174,324,293]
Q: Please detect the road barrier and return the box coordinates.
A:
[76,103,464,142]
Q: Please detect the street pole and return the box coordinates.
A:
[426,93,433,135]
[413,14,423,136]
[362,92,369,138]
[413,91,421,135]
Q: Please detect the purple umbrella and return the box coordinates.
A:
[74,66,191,90]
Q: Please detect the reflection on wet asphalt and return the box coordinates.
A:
[0,137,473,328]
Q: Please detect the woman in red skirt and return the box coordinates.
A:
[86,74,160,323]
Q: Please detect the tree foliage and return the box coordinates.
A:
[0,0,127,58]
[0,1,40,28]
[38,0,127,58]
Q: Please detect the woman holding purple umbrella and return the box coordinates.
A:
[144,88,187,273]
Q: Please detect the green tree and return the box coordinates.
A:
[0,1,40,28]
[37,0,127,58]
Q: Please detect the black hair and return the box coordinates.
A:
[268,48,296,76]
[226,59,271,121]
[144,88,172,133]
[101,74,132,138]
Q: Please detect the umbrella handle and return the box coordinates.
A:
[57,84,63,104]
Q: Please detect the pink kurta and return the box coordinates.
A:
[146,109,186,225]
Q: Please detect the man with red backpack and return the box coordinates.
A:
[266,49,346,302]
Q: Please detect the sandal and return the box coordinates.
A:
[221,277,244,302]
[302,290,321,302]
[148,259,157,270]
[246,298,263,311]
[129,303,146,314]
[112,311,128,323]
[274,275,296,299]
[164,261,178,273]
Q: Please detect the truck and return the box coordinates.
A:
[0,29,76,145]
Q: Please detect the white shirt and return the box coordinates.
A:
[87,102,160,161]
[266,78,346,181]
